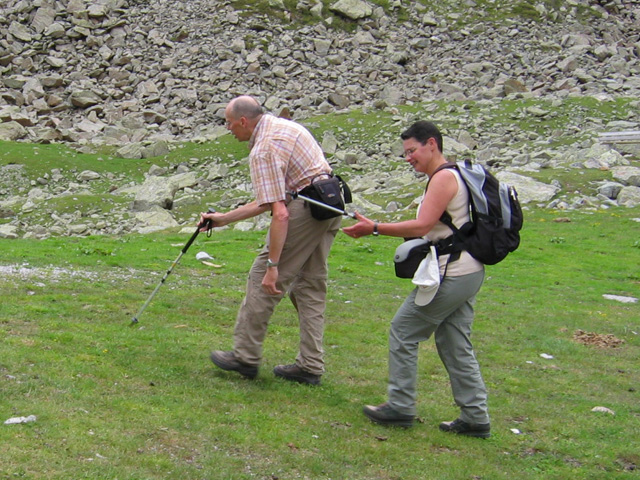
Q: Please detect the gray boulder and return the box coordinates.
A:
[597,182,624,199]
[134,206,180,233]
[617,186,640,207]
[0,121,27,141]
[330,0,373,19]
[495,171,560,204]
[611,166,640,187]
[117,143,146,159]
[132,172,198,211]
[8,21,32,42]
[32,6,56,33]
[583,144,629,169]
[76,170,101,182]
[70,90,102,108]
[132,176,178,211]
[144,140,171,158]
[0,224,19,239]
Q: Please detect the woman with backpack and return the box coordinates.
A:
[342,121,490,438]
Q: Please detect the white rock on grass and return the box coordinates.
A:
[4,415,37,425]
[603,294,638,304]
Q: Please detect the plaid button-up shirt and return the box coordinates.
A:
[248,114,331,206]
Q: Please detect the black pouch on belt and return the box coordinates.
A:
[300,174,351,221]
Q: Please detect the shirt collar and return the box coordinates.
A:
[248,114,270,150]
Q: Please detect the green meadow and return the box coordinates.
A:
[1,89,639,478]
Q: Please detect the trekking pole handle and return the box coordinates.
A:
[201,207,216,230]
[183,207,216,254]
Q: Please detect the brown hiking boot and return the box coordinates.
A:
[363,402,414,427]
[210,350,258,379]
[439,418,491,438]
[273,364,321,385]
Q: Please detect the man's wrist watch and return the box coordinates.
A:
[266,259,279,268]
[372,222,379,236]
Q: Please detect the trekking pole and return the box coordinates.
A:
[130,208,216,325]
[290,191,357,219]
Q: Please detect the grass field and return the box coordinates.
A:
[1,206,639,479]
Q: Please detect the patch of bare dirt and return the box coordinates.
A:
[573,329,625,348]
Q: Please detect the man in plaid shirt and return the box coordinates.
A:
[200,95,341,385]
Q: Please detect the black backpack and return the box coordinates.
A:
[430,160,523,265]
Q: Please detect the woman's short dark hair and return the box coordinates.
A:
[401,121,443,152]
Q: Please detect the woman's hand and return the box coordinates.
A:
[342,212,375,239]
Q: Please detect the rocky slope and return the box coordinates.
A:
[1,0,639,145]
[1,0,640,238]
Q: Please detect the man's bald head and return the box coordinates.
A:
[224,95,264,142]
[227,96,263,120]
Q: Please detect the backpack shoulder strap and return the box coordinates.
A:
[425,162,460,231]
[422,162,466,264]
[429,162,458,182]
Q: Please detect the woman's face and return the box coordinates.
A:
[402,137,434,174]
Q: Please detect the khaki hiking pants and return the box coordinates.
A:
[233,198,341,375]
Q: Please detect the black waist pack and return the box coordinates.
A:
[300,173,352,221]
[394,238,432,278]
[393,237,458,278]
